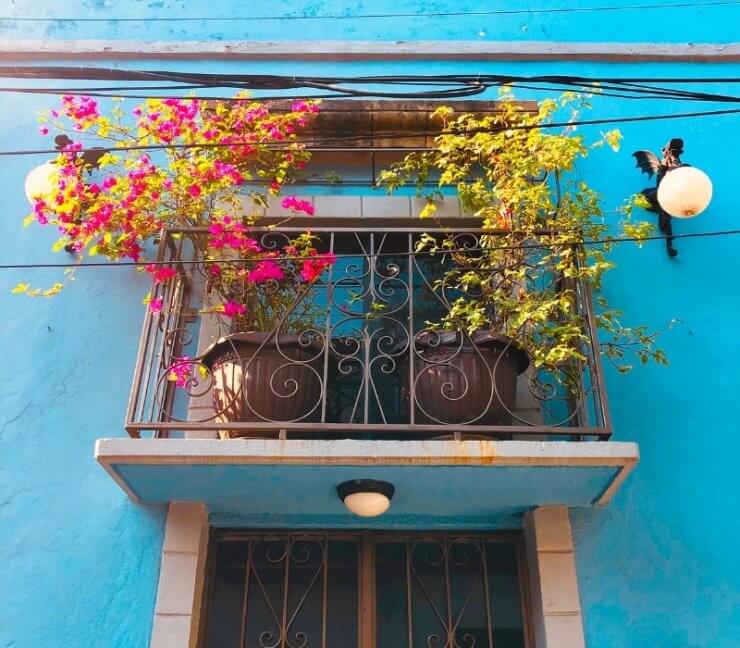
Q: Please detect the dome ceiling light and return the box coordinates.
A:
[337,479,395,517]
[632,138,712,257]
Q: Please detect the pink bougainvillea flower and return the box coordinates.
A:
[221,301,247,318]
[145,264,177,284]
[167,357,192,388]
[188,185,202,198]
[39,126,49,135]
[149,297,164,313]
[300,252,337,282]
[101,176,117,190]
[208,263,222,276]
[291,100,320,114]
[63,141,83,152]
[247,260,285,284]
[281,196,315,216]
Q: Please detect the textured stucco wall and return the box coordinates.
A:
[0,0,738,43]
[0,3,739,647]
[0,83,168,647]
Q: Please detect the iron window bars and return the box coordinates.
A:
[203,531,532,648]
[125,223,611,440]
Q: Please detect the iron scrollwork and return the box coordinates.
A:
[126,227,610,440]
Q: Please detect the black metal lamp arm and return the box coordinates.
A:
[632,137,685,258]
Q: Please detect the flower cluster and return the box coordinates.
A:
[24,93,318,261]
[298,250,337,282]
[198,225,336,329]
[281,196,315,215]
[20,94,323,295]
[20,93,337,375]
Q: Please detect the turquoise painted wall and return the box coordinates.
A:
[0,82,168,647]
[1,3,739,648]
[0,0,738,43]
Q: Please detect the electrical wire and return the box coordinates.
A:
[1,106,738,158]
[1,0,739,21]
[2,229,738,270]
[3,81,740,103]
[2,69,740,104]
[4,69,740,88]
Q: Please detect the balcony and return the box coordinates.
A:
[96,217,637,526]
[124,222,614,440]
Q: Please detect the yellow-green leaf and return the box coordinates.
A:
[419,202,437,218]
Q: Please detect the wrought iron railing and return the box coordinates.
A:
[125,223,611,440]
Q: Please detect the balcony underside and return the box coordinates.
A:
[96,439,637,528]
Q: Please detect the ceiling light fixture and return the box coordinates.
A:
[337,479,395,517]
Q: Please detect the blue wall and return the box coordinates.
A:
[0,0,738,43]
[1,3,739,647]
[0,87,168,647]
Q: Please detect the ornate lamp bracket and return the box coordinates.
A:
[631,137,685,258]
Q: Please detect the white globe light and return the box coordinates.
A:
[25,162,59,205]
[342,492,392,517]
[657,166,712,219]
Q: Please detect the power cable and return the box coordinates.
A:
[3,80,740,103]
[2,229,739,270]
[4,68,740,86]
[1,106,738,158]
[2,68,740,103]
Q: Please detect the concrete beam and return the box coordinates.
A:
[1,40,739,62]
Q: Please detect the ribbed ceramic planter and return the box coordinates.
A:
[201,332,324,439]
[407,331,529,427]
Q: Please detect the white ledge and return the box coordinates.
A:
[96,438,638,509]
[1,40,739,62]
[96,437,638,465]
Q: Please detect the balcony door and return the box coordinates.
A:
[202,531,532,648]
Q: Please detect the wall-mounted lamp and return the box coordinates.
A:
[632,138,712,257]
[24,161,60,206]
[25,135,106,205]
[25,135,106,253]
[337,479,395,517]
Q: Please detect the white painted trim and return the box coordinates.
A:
[96,437,638,467]
[150,503,209,648]
[524,506,586,648]
[1,40,739,62]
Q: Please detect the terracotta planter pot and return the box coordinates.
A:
[201,332,325,439]
[407,330,529,427]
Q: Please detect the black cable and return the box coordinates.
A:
[3,68,740,104]
[2,106,738,158]
[4,68,740,85]
[2,0,738,21]
[3,229,739,270]
[3,80,740,104]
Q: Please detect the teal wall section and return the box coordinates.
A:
[0,0,738,43]
[1,3,739,647]
[0,85,168,648]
